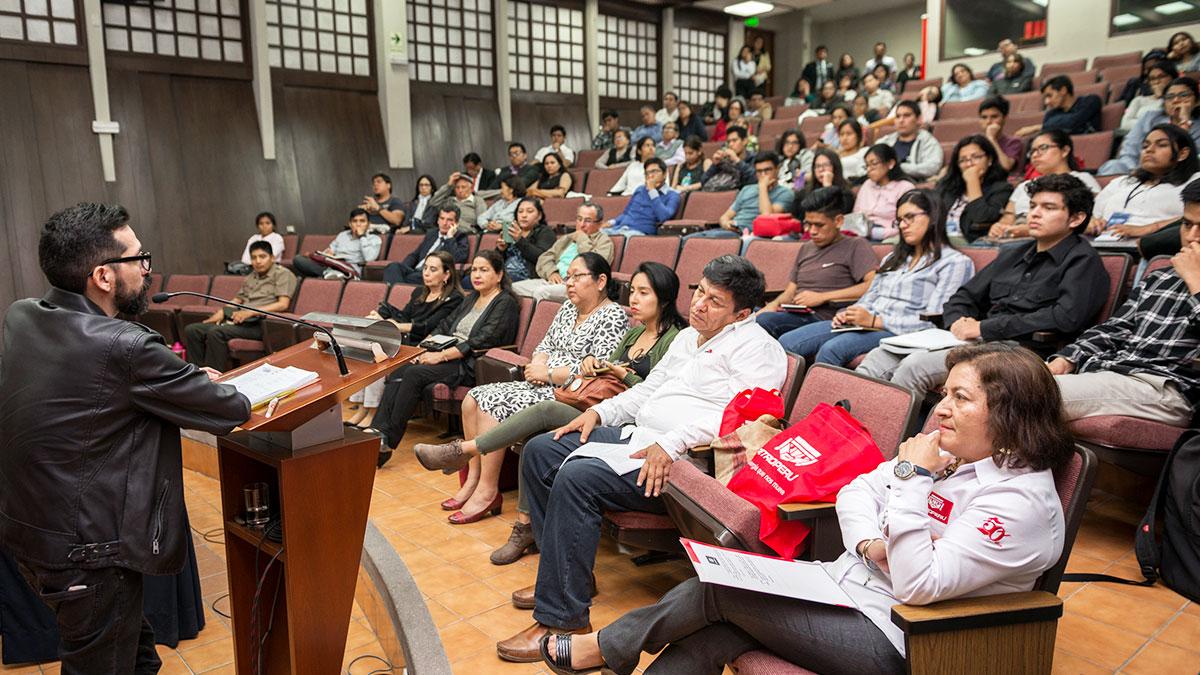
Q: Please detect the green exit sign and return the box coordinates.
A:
[744,16,760,27]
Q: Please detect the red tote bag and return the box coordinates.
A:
[726,402,885,558]
[719,388,785,437]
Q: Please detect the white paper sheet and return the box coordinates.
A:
[878,328,966,354]
[682,538,858,608]
[222,364,319,408]
[561,425,656,476]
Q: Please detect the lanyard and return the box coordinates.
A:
[1124,179,1153,210]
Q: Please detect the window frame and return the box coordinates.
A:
[506,0,586,96]
[937,0,1047,62]
[266,0,375,91]
[0,0,87,66]
[1107,0,1200,37]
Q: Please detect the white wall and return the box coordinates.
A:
[813,4,926,77]
[925,0,1185,80]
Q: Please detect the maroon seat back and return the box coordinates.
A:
[1099,63,1141,85]
[1092,51,1141,71]
[1097,252,1132,322]
[585,167,625,196]
[207,275,246,304]
[1071,131,1114,171]
[678,191,735,223]
[901,77,942,94]
[1100,102,1125,131]
[160,274,211,307]
[780,354,807,415]
[592,195,632,221]
[521,301,562,359]
[1141,255,1173,280]
[871,243,894,261]
[932,118,981,143]
[543,197,585,227]
[673,237,741,312]
[1007,91,1045,114]
[960,247,999,273]
[937,100,979,120]
[775,104,807,120]
[337,281,387,316]
[478,233,501,253]
[291,278,344,315]
[744,239,802,293]
[1040,59,1087,80]
[575,149,604,168]
[608,234,626,270]
[1073,81,1109,103]
[700,141,723,159]
[617,236,681,275]
[513,296,536,349]
[789,364,920,457]
[148,274,164,296]
[386,233,425,261]
[298,234,335,256]
[568,168,588,193]
[386,284,416,308]
[757,118,795,148]
[280,234,299,265]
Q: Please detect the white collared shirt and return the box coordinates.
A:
[590,318,787,462]
[822,456,1064,655]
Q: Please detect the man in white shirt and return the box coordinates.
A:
[656,91,680,125]
[496,256,788,662]
[864,41,897,74]
[534,124,576,168]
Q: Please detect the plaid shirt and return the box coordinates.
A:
[1058,269,1200,405]
[860,248,975,335]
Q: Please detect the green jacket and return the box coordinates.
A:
[607,323,682,386]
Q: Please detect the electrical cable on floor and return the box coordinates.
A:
[345,653,393,674]
[211,592,231,619]
[189,524,225,544]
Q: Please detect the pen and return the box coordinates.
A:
[265,396,281,418]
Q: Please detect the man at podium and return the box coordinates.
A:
[0,204,251,674]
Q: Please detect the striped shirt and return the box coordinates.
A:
[1058,268,1200,405]
[859,248,975,335]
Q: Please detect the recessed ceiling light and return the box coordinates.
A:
[723,1,774,17]
[1154,1,1194,14]
[963,47,987,56]
[1112,12,1142,25]
[1031,0,1048,6]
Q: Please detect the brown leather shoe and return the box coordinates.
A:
[491,521,538,565]
[497,622,592,663]
[512,574,598,610]
[414,439,469,474]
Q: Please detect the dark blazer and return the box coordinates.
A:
[956,180,1016,243]
[802,60,833,89]
[435,290,521,374]
[677,115,708,142]
[0,288,249,574]
[382,290,464,343]
[496,163,542,187]
[475,167,501,191]
[404,229,471,267]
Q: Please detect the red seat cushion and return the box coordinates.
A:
[431,383,470,402]
[227,339,265,354]
[1069,415,1185,451]
[603,511,674,529]
[732,650,815,674]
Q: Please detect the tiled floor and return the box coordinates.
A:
[3,412,1198,674]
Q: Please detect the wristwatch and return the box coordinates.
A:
[894,460,934,480]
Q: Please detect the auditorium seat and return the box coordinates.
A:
[1006,91,1045,114]
[1074,81,1110,104]
[1099,63,1142,86]
[757,118,795,149]
[477,232,500,255]
[297,234,336,257]
[931,117,980,143]
[591,195,631,221]
[799,115,829,145]
[936,99,979,120]
[1100,102,1126,131]
[614,236,681,284]
[661,191,735,234]
[700,141,723,158]
[672,237,743,313]
[960,246,999,273]
[175,274,245,341]
[871,243,893,261]
[744,239,802,294]
[901,77,942,94]
[568,168,588,194]
[1005,111,1044,133]
[280,234,299,267]
[260,278,344,352]
[575,149,604,168]
[585,167,626,196]
[385,283,416,309]
[365,233,424,281]
[1040,59,1088,80]
[774,104,807,121]
[543,197,585,228]
[1092,51,1142,71]
[1071,131,1115,171]
[337,281,388,317]
[142,274,211,344]
[607,234,626,270]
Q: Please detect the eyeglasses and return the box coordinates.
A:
[1164,92,1196,101]
[864,159,884,168]
[1029,143,1061,156]
[894,211,928,225]
[575,216,597,223]
[1180,218,1200,229]
[563,272,595,284]
[755,167,775,175]
[99,251,152,273]
[957,153,988,165]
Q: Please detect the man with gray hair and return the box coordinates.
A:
[512,202,614,302]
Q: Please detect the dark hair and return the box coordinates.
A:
[580,200,605,223]
[515,196,546,226]
[1149,61,1180,83]
[799,185,854,218]
[815,44,827,53]
[1003,53,1028,77]
[1169,31,1199,59]
[248,240,273,258]
[254,211,277,230]
[636,135,657,158]
[872,62,891,78]
[416,249,463,302]
[716,84,733,99]
[640,104,656,113]
[614,128,631,143]
[895,99,922,117]
[643,157,667,174]
[1166,77,1199,119]
[1137,123,1200,185]
[937,134,1007,202]
[725,125,748,141]
[1041,75,1073,95]
[1183,177,1200,204]
[437,203,461,222]
[879,189,953,274]
[775,130,804,157]
[601,109,619,121]
[951,63,975,82]
[803,148,851,194]
[349,207,369,220]
[978,95,1010,117]
[473,249,512,293]
[726,99,745,118]
[837,119,864,149]
[573,251,618,301]
[685,136,705,152]
[550,124,566,136]
[413,174,436,199]
[1030,129,1082,171]
[39,203,130,294]
[754,150,781,167]
[865,143,907,182]
[508,141,527,154]
[701,255,765,312]
[632,261,687,335]
[541,151,566,176]
[501,174,527,197]
[372,172,392,187]
[943,343,1075,472]
[1024,173,1095,232]
[463,152,482,165]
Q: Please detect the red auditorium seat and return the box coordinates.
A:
[385,283,416,308]
[960,246,999,273]
[607,234,626,270]
[774,104,807,121]
[591,195,631,221]
[1071,131,1115,171]
[175,274,245,340]
[937,99,979,120]
[280,234,299,267]
[931,118,980,143]
[757,118,795,149]
[744,239,802,294]
[672,237,742,313]
[661,191,735,234]
[141,274,211,343]
[614,236,681,283]
[1006,91,1044,114]
[568,167,588,193]
[700,141,723,158]
[1100,101,1126,131]
[901,77,942,95]
[575,149,604,168]
[336,280,387,317]
[297,233,336,257]
[477,232,501,255]
[259,278,344,352]
[799,115,829,145]
[543,197,585,228]
[1073,81,1109,103]
[1092,51,1142,71]
[365,233,424,281]
[1040,59,1088,80]
[585,167,626,196]
[1099,63,1142,85]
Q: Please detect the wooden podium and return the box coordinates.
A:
[215,340,421,674]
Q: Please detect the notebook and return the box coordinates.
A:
[222,363,319,408]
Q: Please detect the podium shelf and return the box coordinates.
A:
[225,520,285,562]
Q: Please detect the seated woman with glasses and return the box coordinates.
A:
[989,130,1100,240]
[936,134,1014,245]
[540,342,1074,675]
[854,144,915,240]
[763,189,973,367]
[438,252,629,525]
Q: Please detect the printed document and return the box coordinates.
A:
[682,538,857,607]
[222,364,319,408]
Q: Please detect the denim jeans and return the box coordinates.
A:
[602,226,647,237]
[522,427,666,629]
[18,563,161,675]
[776,320,895,367]
[755,310,820,339]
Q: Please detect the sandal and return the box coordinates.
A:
[539,634,605,675]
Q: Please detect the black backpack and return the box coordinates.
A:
[1063,430,1200,601]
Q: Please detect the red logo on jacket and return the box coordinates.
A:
[927,492,953,523]
[978,516,1011,546]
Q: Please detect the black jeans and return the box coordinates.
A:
[18,563,161,674]
[373,361,465,450]
[291,255,326,278]
[597,577,905,675]
[522,427,666,629]
[183,321,262,370]
[382,262,422,285]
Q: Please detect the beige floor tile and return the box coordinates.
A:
[1120,640,1200,675]
[1064,585,1181,638]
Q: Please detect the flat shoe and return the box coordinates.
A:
[440,497,465,511]
[448,494,502,524]
[540,634,604,675]
[497,622,592,663]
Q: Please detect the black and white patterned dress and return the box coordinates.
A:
[469,301,628,421]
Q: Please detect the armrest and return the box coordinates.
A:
[474,352,529,385]
[918,313,944,329]
[776,501,836,521]
[1030,330,1059,344]
[687,445,713,459]
[481,349,530,366]
[890,591,1062,635]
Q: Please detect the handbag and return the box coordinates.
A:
[719,388,785,437]
[554,373,628,411]
[418,334,460,351]
[752,214,803,238]
[308,251,360,279]
[711,414,785,485]
[725,401,885,558]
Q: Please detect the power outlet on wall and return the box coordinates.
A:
[286,225,296,233]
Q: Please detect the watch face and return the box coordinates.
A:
[894,460,914,479]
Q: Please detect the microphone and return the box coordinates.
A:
[153,291,350,376]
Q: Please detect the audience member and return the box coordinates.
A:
[751,35,772,93]
[837,73,859,102]
[896,52,921,91]
[444,253,628,524]
[414,262,686,565]
[398,174,436,233]
[542,342,1072,675]
[534,124,576,168]
[862,71,896,118]
[383,204,471,284]
[185,241,296,370]
[837,119,869,182]
[606,158,680,237]
[655,121,685,165]
[687,152,794,253]
[864,41,897,75]
[497,197,556,282]
[858,174,1108,395]
[702,125,755,189]
[495,255,786,662]
[1090,124,1199,240]
[993,55,1033,97]
[513,203,613,303]
[656,91,680,125]
[800,148,852,197]
[497,142,543,185]
[370,249,520,467]
[1169,30,1200,73]
[292,208,382,278]
[878,100,945,181]
[802,45,834,91]
[672,137,712,193]
[711,98,748,142]
[346,250,464,430]
[819,104,853,148]
[477,175,527,232]
[610,136,658,196]
[785,77,813,107]
[977,96,1023,173]
[835,52,860,89]
[871,63,896,92]
[430,171,485,233]
[938,134,1015,244]
[757,186,877,337]
[1117,50,1171,105]
[855,144,916,239]
[463,152,500,191]
[631,105,663,144]
[591,110,622,150]
[852,95,873,125]
[810,80,841,115]
[1101,76,1199,176]
[237,211,284,269]
[1119,62,1176,132]
[992,130,1101,240]
[733,45,757,98]
[360,172,406,231]
[987,38,1034,81]
[941,64,989,102]
[595,128,634,169]
[701,85,732,125]
[746,91,774,121]
[675,100,708,141]
[1015,76,1102,137]
[770,189,972,366]
[526,152,573,200]
[776,129,813,190]
[1139,175,1200,263]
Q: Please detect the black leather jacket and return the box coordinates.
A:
[0,288,250,574]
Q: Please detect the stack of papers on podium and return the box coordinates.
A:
[222,363,319,408]
[879,328,966,354]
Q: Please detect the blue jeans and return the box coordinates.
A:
[523,427,666,629]
[602,226,647,237]
[777,320,896,366]
[755,310,820,339]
